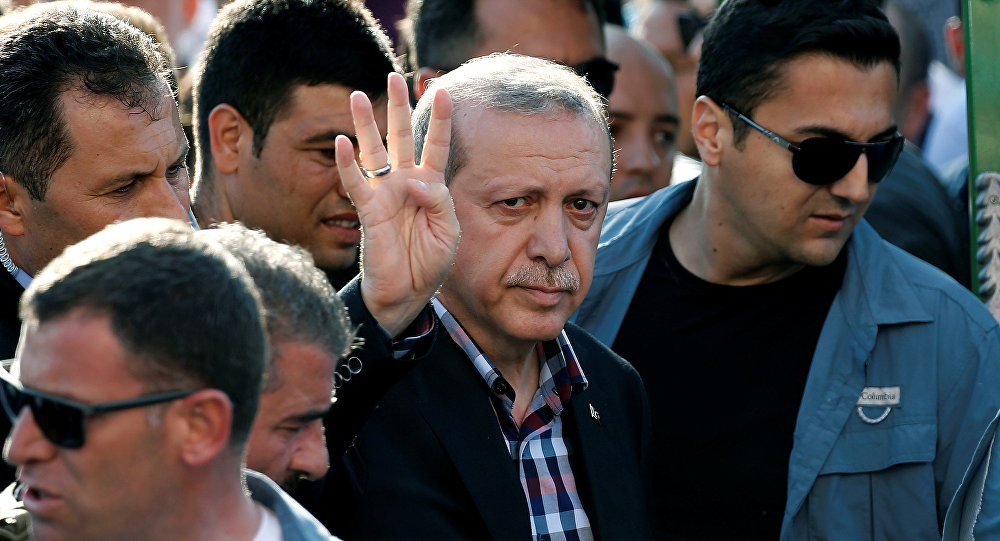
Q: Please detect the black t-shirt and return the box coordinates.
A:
[611,220,847,540]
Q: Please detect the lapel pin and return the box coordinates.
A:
[589,403,601,425]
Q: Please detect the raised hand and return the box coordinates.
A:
[336,72,458,337]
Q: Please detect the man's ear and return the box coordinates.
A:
[169,389,234,467]
[207,104,250,176]
[0,172,28,237]
[691,96,726,167]
[414,67,442,100]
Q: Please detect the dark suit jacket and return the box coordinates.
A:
[309,279,653,540]
[0,269,22,360]
[0,269,22,488]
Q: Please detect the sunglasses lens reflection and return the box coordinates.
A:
[573,59,618,99]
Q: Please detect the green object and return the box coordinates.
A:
[967,0,1000,317]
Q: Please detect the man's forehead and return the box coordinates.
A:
[272,82,386,139]
[471,0,604,65]
[453,108,611,191]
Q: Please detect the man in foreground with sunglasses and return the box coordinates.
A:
[574,0,1000,539]
[0,217,341,540]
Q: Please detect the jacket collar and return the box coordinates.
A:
[838,220,934,327]
[594,180,695,276]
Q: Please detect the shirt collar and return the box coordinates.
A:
[431,298,587,412]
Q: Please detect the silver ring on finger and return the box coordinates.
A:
[361,161,391,178]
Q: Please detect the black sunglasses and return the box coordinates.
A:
[677,9,708,51]
[571,57,619,100]
[0,366,198,449]
[721,103,904,186]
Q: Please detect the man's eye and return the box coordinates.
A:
[654,130,677,146]
[278,424,306,435]
[167,163,188,177]
[502,197,526,207]
[112,182,136,195]
[571,199,596,211]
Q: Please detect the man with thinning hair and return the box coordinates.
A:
[314,53,652,541]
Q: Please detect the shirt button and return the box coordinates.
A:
[491,381,506,395]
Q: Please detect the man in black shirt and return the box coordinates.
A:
[574,0,1000,539]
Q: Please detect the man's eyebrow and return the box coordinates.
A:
[285,408,330,424]
[796,124,898,142]
[304,130,357,146]
[99,140,191,190]
[652,114,680,125]
[172,141,191,166]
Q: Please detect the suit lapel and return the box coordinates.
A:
[415,334,533,540]
[566,387,625,539]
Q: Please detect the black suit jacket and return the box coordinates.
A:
[310,279,653,540]
[0,269,22,488]
[0,269,22,360]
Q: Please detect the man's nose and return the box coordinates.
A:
[289,421,329,481]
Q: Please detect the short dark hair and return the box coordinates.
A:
[0,4,173,200]
[400,0,607,72]
[21,218,268,449]
[697,0,900,146]
[194,0,402,182]
[199,223,355,391]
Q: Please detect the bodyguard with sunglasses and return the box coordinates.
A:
[0,218,341,541]
[573,0,1000,539]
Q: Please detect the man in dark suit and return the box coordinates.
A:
[308,54,652,540]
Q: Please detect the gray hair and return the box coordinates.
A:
[198,223,356,392]
[412,53,613,184]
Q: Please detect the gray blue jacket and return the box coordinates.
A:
[246,470,340,541]
[574,180,1000,540]
[942,410,1000,539]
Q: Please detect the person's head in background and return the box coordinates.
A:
[605,24,679,200]
[192,0,400,282]
[401,0,615,102]
[0,4,190,279]
[944,0,964,77]
[633,0,706,158]
[36,0,181,92]
[884,0,933,145]
[199,223,354,493]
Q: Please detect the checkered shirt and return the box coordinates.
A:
[432,299,593,541]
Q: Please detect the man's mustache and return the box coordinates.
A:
[505,264,580,292]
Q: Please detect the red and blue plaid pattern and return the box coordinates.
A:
[432,299,593,541]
